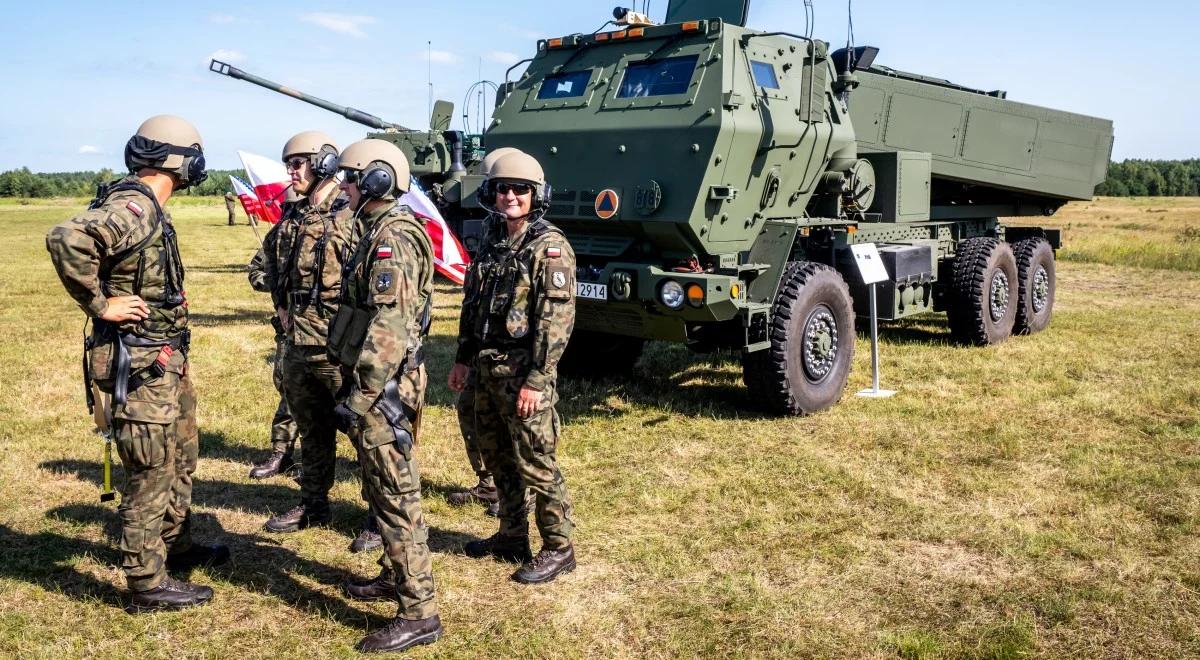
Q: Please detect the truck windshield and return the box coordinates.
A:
[537,70,591,99]
[617,55,699,98]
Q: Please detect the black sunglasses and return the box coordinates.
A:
[494,182,533,195]
[284,157,308,171]
[340,169,360,184]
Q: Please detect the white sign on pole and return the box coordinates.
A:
[850,242,889,284]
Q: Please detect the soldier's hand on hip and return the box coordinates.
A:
[516,385,542,419]
[448,363,469,393]
[100,295,150,323]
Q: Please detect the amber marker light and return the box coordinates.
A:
[682,21,701,31]
[628,27,645,38]
[730,283,742,299]
[595,33,610,41]
[548,37,564,48]
[686,283,705,307]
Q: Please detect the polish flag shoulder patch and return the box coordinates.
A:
[125,201,144,217]
[545,246,561,258]
[376,245,394,259]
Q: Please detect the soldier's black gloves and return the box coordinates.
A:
[333,403,360,434]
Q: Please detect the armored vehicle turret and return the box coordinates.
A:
[486,1,1113,413]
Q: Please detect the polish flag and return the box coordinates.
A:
[400,178,470,286]
[229,175,267,224]
[237,150,290,223]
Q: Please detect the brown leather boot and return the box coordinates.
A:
[463,533,532,564]
[512,546,576,584]
[249,450,295,480]
[126,576,214,613]
[446,478,498,507]
[264,501,330,533]
[344,569,398,602]
[356,615,442,653]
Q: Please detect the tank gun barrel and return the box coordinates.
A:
[209,59,408,132]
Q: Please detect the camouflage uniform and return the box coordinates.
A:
[457,218,577,550]
[224,191,237,226]
[46,176,196,593]
[247,247,298,457]
[263,193,350,510]
[331,202,437,619]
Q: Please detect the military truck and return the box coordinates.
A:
[486,0,1114,414]
[208,60,496,253]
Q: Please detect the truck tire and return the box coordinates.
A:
[946,237,1018,345]
[742,262,855,415]
[1012,237,1055,335]
[559,330,645,379]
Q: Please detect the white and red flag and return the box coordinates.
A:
[237,150,290,223]
[228,175,267,224]
[400,178,470,285]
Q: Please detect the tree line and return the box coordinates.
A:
[0,167,245,198]
[2,159,1199,198]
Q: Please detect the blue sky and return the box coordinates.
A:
[2,0,1195,171]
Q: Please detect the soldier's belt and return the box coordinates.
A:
[289,290,315,307]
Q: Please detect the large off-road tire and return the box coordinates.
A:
[559,329,645,379]
[742,262,855,415]
[946,237,1018,345]
[1012,237,1056,335]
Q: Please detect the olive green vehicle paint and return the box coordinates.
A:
[484,1,1112,414]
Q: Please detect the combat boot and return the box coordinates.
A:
[463,533,532,564]
[249,450,295,479]
[512,546,576,584]
[344,568,399,603]
[356,615,442,653]
[166,544,231,572]
[126,576,214,613]
[264,501,330,533]
[350,515,383,553]
[447,478,498,507]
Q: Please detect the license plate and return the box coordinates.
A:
[576,282,608,301]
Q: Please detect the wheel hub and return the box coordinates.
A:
[989,271,1010,322]
[1031,266,1049,313]
[802,306,838,381]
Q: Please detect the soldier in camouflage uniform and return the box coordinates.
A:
[46,115,228,612]
[448,151,578,584]
[328,139,442,653]
[246,247,300,479]
[225,191,237,226]
[259,131,355,534]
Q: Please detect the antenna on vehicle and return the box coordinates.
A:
[427,41,433,123]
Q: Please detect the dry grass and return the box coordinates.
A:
[0,197,1197,658]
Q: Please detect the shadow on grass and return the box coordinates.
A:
[38,505,391,628]
[189,309,274,326]
[188,263,251,275]
[197,428,362,483]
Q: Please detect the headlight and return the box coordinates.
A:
[660,280,685,309]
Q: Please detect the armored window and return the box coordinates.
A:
[617,55,699,98]
[536,70,592,99]
[750,60,780,89]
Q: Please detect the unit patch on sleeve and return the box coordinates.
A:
[376,245,394,259]
[126,201,144,217]
[545,246,561,258]
[552,270,566,288]
[375,271,394,293]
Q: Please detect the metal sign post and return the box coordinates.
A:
[850,243,896,399]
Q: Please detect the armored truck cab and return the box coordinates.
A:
[487,3,1112,415]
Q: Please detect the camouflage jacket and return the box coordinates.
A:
[456,217,576,391]
[247,247,270,293]
[45,176,187,341]
[338,203,434,416]
[262,190,350,346]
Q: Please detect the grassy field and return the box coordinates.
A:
[0,196,1196,658]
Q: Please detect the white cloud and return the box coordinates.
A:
[208,49,246,64]
[78,145,102,154]
[485,51,522,66]
[420,49,461,65]
[300,12,376,39]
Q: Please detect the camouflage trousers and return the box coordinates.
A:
[270,335,298,455]
[474,352,575,550]
[350,403,438,620]
[282,345,342,505]
[104,351,198,592]
[455,374,491,486]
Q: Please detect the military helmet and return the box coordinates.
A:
[124,115,207,188]
[488,151,550,209]
[282,130,339,179]
[338,139,410,199]
[479,147,522,177]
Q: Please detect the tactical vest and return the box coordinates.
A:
[278,194,348,335]
[328,206,434,370]
[90,178,187,340]
[468,218,561,350]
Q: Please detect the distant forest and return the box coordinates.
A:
[0,159,1198,198]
